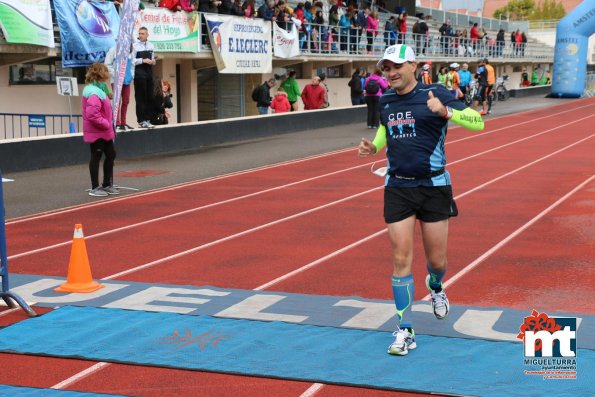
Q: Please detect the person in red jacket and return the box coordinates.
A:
[270,87,291,113]
[301,76,326,110]
[159,0,194,11]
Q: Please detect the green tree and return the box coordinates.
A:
[494,0,566,20]
[492,0,535,20]
[530,0,566,20]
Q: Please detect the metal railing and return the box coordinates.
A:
[528,20,559,30]
[197,19,554,61]
[585,72,595,98]
[416,6,530,33]
[0,113,82,140]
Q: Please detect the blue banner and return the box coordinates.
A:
[112,0,139,127]
[54,0,120,68]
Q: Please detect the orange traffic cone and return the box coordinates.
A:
[54,224,104,293]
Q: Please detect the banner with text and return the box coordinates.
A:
[134,8,199,53]
[204,13,272,74]
[54,0,120,67]
[0,0,54,47]
[273,22,299,59]
[112,0,139,127]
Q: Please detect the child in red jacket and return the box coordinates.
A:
[270,87,291,113]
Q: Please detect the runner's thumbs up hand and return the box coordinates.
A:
[427,90,447,117]
[358,138,377,157]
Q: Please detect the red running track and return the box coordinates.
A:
[1,98,594,397]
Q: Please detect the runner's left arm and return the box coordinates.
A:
[445,107,485,131]
[433,86,485,131]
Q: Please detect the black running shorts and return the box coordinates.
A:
[475,84,487,101]
[384,186,459,223]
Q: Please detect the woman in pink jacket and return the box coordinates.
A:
[82,63,117,197]
[364,66,389,129]
[366,11,379,54]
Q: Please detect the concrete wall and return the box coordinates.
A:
[0,61,360,132]
[509,85,551,98]
[0,105,366,173]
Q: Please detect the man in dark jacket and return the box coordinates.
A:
[415,15,429,55]
[255,78,276,115]
[348,68,365,105]
[257,0,274,20]
[133,27,156,128]
[496,29,505,57]
[438,20,453,55]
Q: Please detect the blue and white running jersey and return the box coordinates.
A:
[379,83,466,188]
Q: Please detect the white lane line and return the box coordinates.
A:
[0,307,22,317]
[421,174,595,301]
[50,362,111,390]
[299,383,325,397]
[447,102,594,145]
[105,123,594,281]
[454,134,594,200]
[8,161,377,261]
[259,134,593,292]
[255,230,387,291]
[447,115,594,166]
[7,147,356,224]
[102,187,381,280]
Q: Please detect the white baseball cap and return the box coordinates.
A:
[377,44,416,67]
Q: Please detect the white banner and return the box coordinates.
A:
[0,0,54,47]
[273,23,299,59]
[204,13,272,74]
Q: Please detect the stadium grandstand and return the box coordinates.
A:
[0,0,590,139]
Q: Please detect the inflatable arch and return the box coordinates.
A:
[551,0,595,98]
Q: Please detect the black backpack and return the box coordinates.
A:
[412,22,419,34]
[366,79,380,95]
[251,85,261,102]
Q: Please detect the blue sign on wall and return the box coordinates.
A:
[28,115,46,128]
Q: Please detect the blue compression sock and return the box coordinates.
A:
[391,274,414,330]
[426,262,446,292]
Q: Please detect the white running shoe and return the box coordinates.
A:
[88,187,108,197]
[387,328,416,356]
[139,121,155,129]
[426,275,450,320]
[101,186,120,195]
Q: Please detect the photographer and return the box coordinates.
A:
[150,79,174,125]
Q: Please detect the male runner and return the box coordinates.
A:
[358,44,484,356]
[473,59,489,115]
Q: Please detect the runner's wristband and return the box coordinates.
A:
[443,106,453,120]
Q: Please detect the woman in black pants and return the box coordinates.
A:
[364,67,389,129]
[81,63,117,197]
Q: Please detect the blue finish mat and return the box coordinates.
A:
[0,385,130,397]
[0,307,591,396]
